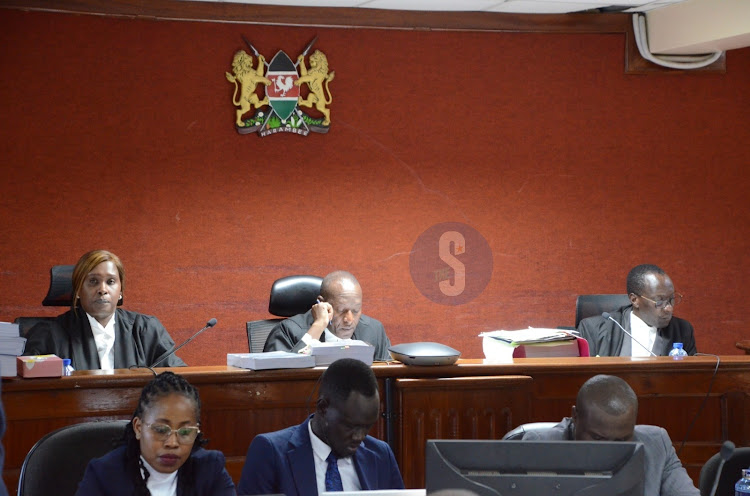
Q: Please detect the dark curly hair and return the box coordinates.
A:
[123,371,206,495]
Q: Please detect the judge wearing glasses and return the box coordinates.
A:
[578,264,696,357]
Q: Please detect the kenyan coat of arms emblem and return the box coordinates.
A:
[225,36,335,137]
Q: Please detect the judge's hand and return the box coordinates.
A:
[310,301,333,338]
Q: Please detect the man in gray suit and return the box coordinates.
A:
[521,374,699,496]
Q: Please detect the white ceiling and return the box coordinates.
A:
[193,0,686,14]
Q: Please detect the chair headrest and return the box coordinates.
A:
[268,275,323,317]
[42,265,75,306]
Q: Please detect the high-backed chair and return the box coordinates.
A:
[246,275,323,353]
[574,294,631,328]
[502,422,559,440]
[699,445,750,496]
[18,420,129,496]
[14,265,75,337]
[41,264,76,306]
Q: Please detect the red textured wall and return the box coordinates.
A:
[1,10,748,365]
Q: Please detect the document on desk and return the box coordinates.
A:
[309,339,375,366]
[478,328,576,345]
[227,351,315,370]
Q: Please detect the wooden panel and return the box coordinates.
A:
[394,375,532,488]
[3,357,750,494]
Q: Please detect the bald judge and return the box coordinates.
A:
[263,271,392,361]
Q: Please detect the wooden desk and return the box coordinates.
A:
[3,356,749,493]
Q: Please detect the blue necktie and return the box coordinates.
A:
[325,452,343,492]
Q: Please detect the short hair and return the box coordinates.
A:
[626,264,666,295]
[576,374,638,420]
[319,358,377,405]
[72,250,126,310]
[320,271,360,301]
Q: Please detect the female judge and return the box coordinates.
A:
[76,371,235,495]
[24,250,186,369]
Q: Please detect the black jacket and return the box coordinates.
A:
[578,305,696,356]
[263,310,392,361]
[24,307,186,370]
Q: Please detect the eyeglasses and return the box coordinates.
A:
[637,293,683,309]
[145,423,200,444]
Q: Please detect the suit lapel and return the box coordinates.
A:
[112,309,135,369]
[288,417,319,496]
[353,443,377,490]
[69,309,101,369]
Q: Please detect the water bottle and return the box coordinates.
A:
[736,468,750,495]
[62,358,75,376]
[668,342,688,360]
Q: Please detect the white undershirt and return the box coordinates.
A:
[140,456,178,496]
[86,312,116,369]
[629,311,657,357]
[308,418,361,494]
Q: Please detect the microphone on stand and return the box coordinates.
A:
[708,440,736,496]
[602,312,656,357]
[149,318,217,368]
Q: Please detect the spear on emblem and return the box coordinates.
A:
[296,36,318,67]
[242,36,269,67]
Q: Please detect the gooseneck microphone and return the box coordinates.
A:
[709,440,736,496]
[149,318,217,368]
[602,312,657,357]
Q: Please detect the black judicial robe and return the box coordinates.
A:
[578,305,697,357]
[24,307,186,370]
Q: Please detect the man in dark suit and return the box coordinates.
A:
[238,358,404,496]
[520,374,699,496]
[578,264,696,357]
[263,271,392,361]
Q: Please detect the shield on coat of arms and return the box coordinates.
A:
[266,51,300,122]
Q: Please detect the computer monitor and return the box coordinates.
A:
[321,490,426,496]
[425,439,644,496]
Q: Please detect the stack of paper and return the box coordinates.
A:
[309,340,375,366]
[0,322,27,377]
[227,351,315,370]
[479,328,579,361]
[479,328,576,345]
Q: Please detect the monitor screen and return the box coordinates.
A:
[322,491,426,496]
[426,439,644,496]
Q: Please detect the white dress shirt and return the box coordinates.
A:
[86,312,116,369]
[140,456,178,496]
[308,418,361,493]
[629,311,657,357]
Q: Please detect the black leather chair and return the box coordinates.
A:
[14,265,75,337]
[18,420,129,496]
[246,275,323,353]
[502,422,558,440]
[574,294,631,328]
[41,264,75,306]
[699,445,750,496]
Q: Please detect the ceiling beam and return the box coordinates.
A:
[0,0,628,33]
[646,0,750,54]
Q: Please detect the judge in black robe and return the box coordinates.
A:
[25,307,185,369]
[23,250,185,370]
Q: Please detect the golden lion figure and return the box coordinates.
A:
[295,50,335,126]
[225,50,271,127]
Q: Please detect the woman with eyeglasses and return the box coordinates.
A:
[76,371,235,496]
